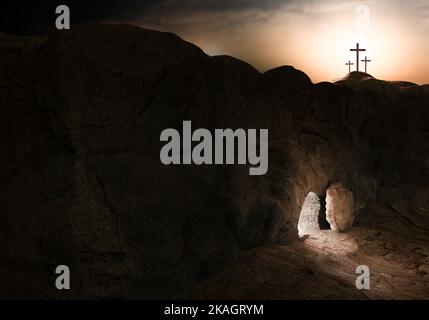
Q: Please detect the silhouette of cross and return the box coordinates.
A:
[361,56,371,74]
[350,43,366,72]
[345,60,354,73]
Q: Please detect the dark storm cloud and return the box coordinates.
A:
[153,0,285,12]
[0,0,291,35]
[0,1,150,34]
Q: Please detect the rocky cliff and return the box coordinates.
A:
[0,24,428,298]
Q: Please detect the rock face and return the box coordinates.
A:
[297,192,321,237]
[326,183,354,232]
[0,24,428,298]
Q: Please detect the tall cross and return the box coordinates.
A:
[350,43,366,72]
[361,56,371,74]
[345,60,354,73]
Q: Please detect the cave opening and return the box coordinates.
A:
[297,191,331,237]
[318,196,331,230]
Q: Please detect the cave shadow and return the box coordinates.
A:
[318,195,331,230]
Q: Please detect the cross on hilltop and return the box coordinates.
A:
[350,43,366,72]
[346,43,372,74]
[361,56,371,74]
[345,60,354,73]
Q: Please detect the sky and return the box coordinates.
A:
[2,0,429,83]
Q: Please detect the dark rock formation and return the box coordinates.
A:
[0,24,428,299]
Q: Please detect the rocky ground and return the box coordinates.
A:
[190,217,429,299]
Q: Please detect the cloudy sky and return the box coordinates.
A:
[2,0,429,83]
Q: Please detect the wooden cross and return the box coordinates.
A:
[350,43,366,72]
[361,56,371,74]
[345,60,354,73]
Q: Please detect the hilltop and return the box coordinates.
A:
[334,71,427,96]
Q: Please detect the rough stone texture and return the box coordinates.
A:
[0,24,428,298]
[190,227,429,299]
[297,192,321,236]
[326,183,354,232]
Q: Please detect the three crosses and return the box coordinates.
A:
[346,43,371,73]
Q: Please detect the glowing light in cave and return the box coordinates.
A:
[297,191,358,255]
[297,191,331,238]
[298,192,324,238]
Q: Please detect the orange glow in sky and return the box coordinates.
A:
[136,0,429,84]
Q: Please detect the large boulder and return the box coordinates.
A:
[326,183,355,232]
[297,192,321,237]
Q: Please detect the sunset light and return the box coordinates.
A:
[136,0,429,83]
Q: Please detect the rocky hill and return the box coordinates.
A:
[0,24,428,298]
